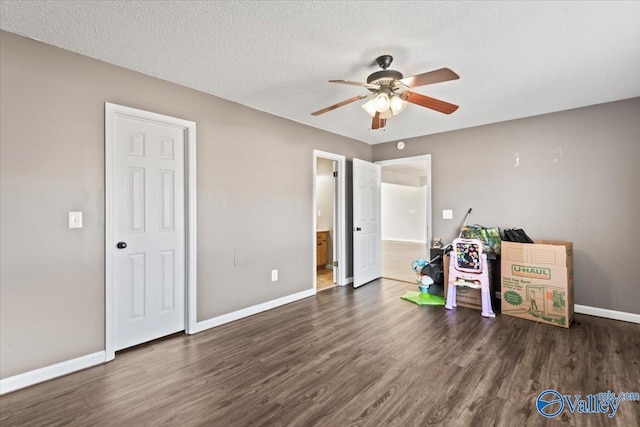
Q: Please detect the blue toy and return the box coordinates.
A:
[411,258,427,273]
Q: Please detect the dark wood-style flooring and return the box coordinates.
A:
[1,279,639,426]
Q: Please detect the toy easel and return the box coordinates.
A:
[445,238,495,318]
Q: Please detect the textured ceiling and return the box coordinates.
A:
[1,1,639,145]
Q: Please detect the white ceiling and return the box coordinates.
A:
[1,1,639,145]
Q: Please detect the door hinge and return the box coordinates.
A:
[333,171,338,178]
[333,261,339,267]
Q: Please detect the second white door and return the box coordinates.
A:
[353,158,382,287]
[113,115,186,351]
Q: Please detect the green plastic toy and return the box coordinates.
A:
[401,276,446,306]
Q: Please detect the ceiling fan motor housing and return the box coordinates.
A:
[367,54,403,89]
[366,69,404,88]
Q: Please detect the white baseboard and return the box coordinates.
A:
[1,289,318,394]
[495,293,638,323]
[575,305,640,324]
[192,288,316,333]
[0,351,105,395]
[345,276,353,285]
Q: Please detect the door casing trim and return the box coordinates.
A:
[104,103,197,361]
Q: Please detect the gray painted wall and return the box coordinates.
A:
[0,31,371,378]
[373,98,640,314]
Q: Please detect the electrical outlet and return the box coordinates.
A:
[442,209,453,219]
[271,269,278,282]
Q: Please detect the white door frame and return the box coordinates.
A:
[105,103,197,362]
[376,154,433,249]
[313,150,346,289]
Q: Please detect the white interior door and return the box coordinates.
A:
[113,116,185,351]
[353,158,382,288]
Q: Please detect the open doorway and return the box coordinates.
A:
[376,155,432,284]
[316,157,336,290]
[313,150,346,292]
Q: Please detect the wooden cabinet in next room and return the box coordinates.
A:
[316,231,328,268]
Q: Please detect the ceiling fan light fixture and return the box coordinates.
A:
[390,95,407,115]
[379,109,394,119]
[373,92,391,113]
[363,92,406,118]
[361,98,377,117]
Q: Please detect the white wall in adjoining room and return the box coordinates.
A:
[381,183,427,244]
[316,158,334,231]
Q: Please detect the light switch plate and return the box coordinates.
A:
[442,209,453,220]
[69,211,83,228]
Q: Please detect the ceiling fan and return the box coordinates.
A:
[311,55,459,130]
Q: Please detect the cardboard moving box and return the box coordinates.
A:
[501,241,574,328]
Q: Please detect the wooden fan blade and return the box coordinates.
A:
[329,80,377,89]
[311,95,367,116]
[371,112,381,130]
[405,91,459,114]
[371,112,386,130]
[399,68,459,88]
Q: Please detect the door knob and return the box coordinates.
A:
[354,227,362,231]
[116,241,127,249]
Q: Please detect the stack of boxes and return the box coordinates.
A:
[500,241,574,328]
